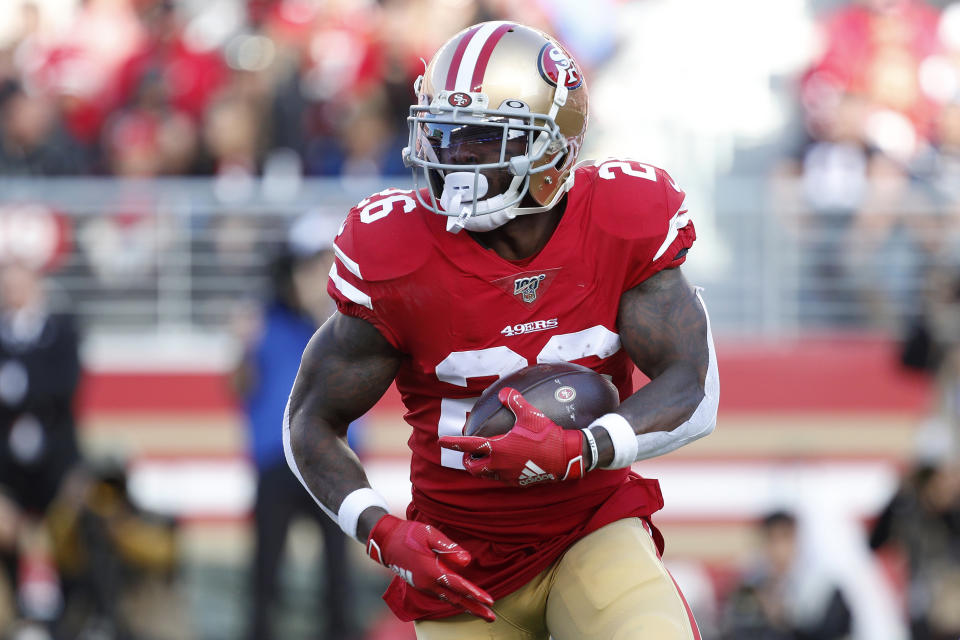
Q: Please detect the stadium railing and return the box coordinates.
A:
[0,175,952,343]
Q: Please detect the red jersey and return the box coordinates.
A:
[328,158,696,621]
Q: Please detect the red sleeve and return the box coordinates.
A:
[328,288,405,350]
[586,160,696,291]
[327,217,405,351]
[624,166,695,289]
[327,272,406,353]
[325,189,431,352]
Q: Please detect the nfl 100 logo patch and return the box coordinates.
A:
[490,268,561,307]
[514,274,547,303]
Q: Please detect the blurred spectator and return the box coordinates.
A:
[46,461,181,640]
[102,109,182,177]
[916,100,960,205]
[204,95,262,177]
[304,93,407,179]
[0,86,89,176]
[870,462,960,639]
[0,259,83,638]
[230,212,359,640]
[787,91,874,326]
[901,259,960,460]
[114,0,227,124]
[721,511,852,640]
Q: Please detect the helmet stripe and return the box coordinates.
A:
[470,23,514,92]
[451,21,511,92]
[445,24,482,91]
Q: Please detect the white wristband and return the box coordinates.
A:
[590,413,639,470]
[337,488,389,540]
[581,427,599,472]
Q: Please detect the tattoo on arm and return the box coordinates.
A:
[616,267,708,432]
[287,312,403,540]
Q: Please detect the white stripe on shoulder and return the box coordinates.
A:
[454,21,508,91]
[652,199,690,262]
[329,263,373,310]
[333,241,362,279]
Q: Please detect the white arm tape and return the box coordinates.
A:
[337,488,390,540]
[591,413,638,469]
[592,288,720,467]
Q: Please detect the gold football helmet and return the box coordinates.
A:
[403,22,589,232]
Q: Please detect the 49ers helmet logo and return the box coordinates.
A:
[537,43,582,90]
[448,92,473,107]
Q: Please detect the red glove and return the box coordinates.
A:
[366,514,496,622]
[439,387,587,487]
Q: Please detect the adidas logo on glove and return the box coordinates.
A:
[518,460,556,486]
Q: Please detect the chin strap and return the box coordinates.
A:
[445,203,517,233]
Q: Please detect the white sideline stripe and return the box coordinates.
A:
[329,263,373,310]
[126,458,898,520]
[653,201,690,262]
[454,22,509,92]
[333,241,362,279]
[83,330,234,372]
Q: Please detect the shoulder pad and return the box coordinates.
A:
[332,188,435,282]
[577,158,686,241]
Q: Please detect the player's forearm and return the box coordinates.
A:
[284,401,388,544]
[286,409,368,509]
[283,313,402,542]
[586,363,711,467]
[590,284,719,469]
[621,363,707,436]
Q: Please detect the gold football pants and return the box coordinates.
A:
[414,518,701,640]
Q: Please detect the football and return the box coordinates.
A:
[463,362,620,437]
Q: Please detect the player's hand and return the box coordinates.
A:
[440,388,587,487]
[366,514,496,622]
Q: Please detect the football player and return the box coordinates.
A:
[284,22,718,640]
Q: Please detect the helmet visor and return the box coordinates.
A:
[407,104,566,217]
[417,117,529,169]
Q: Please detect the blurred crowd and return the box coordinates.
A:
[3,0,960,639]
[0,0,587,182]
[784,0,960,330]
[0,0,608,311]
[0,0,958,330]
[777,7,960,638]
